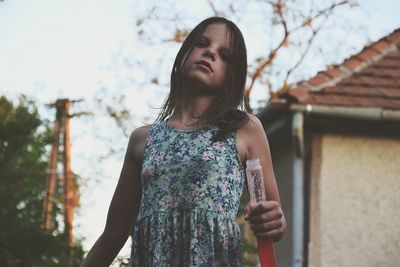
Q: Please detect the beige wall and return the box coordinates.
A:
[314,134,400,267]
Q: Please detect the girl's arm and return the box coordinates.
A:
[240,114,286,242]
[81,127,146,267]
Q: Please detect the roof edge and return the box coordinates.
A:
[290,104,400,121]
[286,27,400,99]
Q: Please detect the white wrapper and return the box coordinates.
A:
[246,159,266,202]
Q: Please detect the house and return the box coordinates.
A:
[257,28,400,267]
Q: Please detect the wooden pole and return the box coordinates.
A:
[63,99,75,253]
[43,98,84,262]
[42,105,61,230]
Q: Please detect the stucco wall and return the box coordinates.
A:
[317,134,400,267]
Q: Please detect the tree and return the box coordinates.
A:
[0,96,84,267]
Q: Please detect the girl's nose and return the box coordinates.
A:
[203,48,216,61]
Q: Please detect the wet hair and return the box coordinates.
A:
[155,16,249,141]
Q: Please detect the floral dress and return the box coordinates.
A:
[128,122,245,267]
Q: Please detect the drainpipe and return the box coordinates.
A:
[292,112,304,267]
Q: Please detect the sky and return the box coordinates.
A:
[1,0,400,264]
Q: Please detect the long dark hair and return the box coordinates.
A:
[156,16,249,141]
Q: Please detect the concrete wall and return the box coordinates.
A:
[315,134,400,267]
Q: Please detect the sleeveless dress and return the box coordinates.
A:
[128,122,246,267]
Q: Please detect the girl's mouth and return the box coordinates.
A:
[196,60,213,72]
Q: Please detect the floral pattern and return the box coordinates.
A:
[129,122,245,267]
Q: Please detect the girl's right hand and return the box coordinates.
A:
[244,200,286,241]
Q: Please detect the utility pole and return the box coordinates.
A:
[42,98,86,260]
[63,99,77,256]
[42,102,61,231]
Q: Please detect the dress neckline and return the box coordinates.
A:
[163,121,212,133]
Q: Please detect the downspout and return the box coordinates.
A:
[292,112,305,267]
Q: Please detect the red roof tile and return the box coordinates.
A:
[319,86,400,98]
[282,28,400,110]
[373,40,392,52]
[308,73,331,87]
[324,67,343,79]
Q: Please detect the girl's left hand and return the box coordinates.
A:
[244,200,286,241]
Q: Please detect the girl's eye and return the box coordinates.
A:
[196,41,207,47]
[220,52,232,62]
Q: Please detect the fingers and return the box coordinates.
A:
[250,206,283,225]
[245,200,285,240]
[254,229,283,240]
[244,201,280,220]
[251,201,280,217]
[250,219,283,233]
[250,217,285,240]
[244,202,258,220]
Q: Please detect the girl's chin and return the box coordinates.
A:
[183,75,207,87]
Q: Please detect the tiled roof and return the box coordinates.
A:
[279,28,400,111]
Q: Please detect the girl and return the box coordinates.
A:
[81,16,286,267]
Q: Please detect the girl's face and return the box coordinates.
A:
[181,23,233,93]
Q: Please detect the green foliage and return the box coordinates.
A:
[0,96,84,267]
[112,256,130,267]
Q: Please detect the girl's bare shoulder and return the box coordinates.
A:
[236,113,266,160]
[239,112,264,135]
[130,125,151,143]
[128,125,152,160]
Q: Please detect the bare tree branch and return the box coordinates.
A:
[244,0,353,112]
[280,20,327,95]
[206,0,222,16]
[245,0,289,112]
